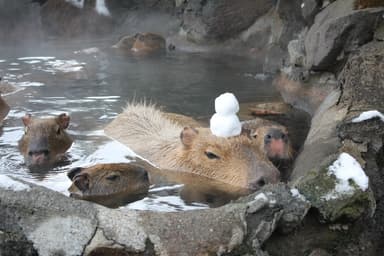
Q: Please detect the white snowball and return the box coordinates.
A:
[210,113,242,138]
[214,92,239,115]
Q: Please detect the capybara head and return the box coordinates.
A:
[18,113,73,167]
[67,163,150,207]
[131,33,166,55]
[242,119,293,162]
[177,127,280,191]
[112,34,137,50]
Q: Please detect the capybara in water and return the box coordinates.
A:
[0,95,10,126]
[242,118,293,162]
[104,103,280,190]
[18,113,73,167]
[67,163,150,208]
[112,32,166,56]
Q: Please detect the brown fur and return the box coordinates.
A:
[104,103,280,190]
[0,95,10,126]
[67,163,150,208]
[18,113,73,167]
[112,33,166,55]
[242,118,293,161]
[354,0,384,9]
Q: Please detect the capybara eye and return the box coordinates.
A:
[205,151,220,160]
[106,174,120,181]
[265,134,272,140]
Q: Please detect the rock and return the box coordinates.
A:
[278,40,384,254]
[304,0,384,71]
[40,0,115,37]
[273,68,338,115]
[0,177,310,255]
[301,0,323,24]
[181,0,275,43]
[287,29,307,67]
[374,22,384,41]
[263,0,306,72]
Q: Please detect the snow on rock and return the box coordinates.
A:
[210,92,242,138]
[352,110,384,123]
[0,175,30,191]
[95,0,111,16]
[290,188,307,201]
[323,153,369,200]
[65,0,85,9]
[254,192,268,202]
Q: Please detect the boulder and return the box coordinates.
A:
[181,0,275,43]
[0,177,310,255]
[304,0,384,71]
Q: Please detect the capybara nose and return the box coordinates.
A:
[248,177,267,191]
[28,150,49,164]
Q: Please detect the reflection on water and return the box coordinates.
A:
[0,39,282,211]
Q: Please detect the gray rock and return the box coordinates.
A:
[0,178,309,255]
[182,0,275,43]
[304,0,384,71]
[301,0,323,24]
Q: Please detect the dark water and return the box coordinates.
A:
[0,38,291,211]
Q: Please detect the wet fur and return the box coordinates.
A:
[104,103,280,189]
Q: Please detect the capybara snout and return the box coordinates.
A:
[247,158,281,191]
[18,113,73,167]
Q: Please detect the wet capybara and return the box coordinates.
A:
[242,118,293,162]
[67,163,150,208]
[112,32,166,56]
[0,95,10,126]
[104,103,280,190]
[18,113,73,167]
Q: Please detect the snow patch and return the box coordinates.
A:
[352,110,384,123]
[95,0,110,16]
[0,175,30,191]
[323,153,369,200]
[290,188,306,201]
[65,0,85,9]
[254,192,268,202]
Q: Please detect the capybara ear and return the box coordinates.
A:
[240,127,253,139]
[180,127,198,148]
[73,173,90,192]
[67,167,83,180]
[56,113,70,129]
[21,114,32,127]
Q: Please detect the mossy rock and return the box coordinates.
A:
[297,165,375,223]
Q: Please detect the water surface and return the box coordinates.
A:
[0,38,284,211]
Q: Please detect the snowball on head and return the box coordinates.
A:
[214,92,239,115]
[210,113,242,138]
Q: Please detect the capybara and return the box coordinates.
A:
[104,103,280,190]
[112,32,166,56]
[18,113,73,167]
[242,118,293,162]
[67,163,150,208]
[0,95,10,126]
